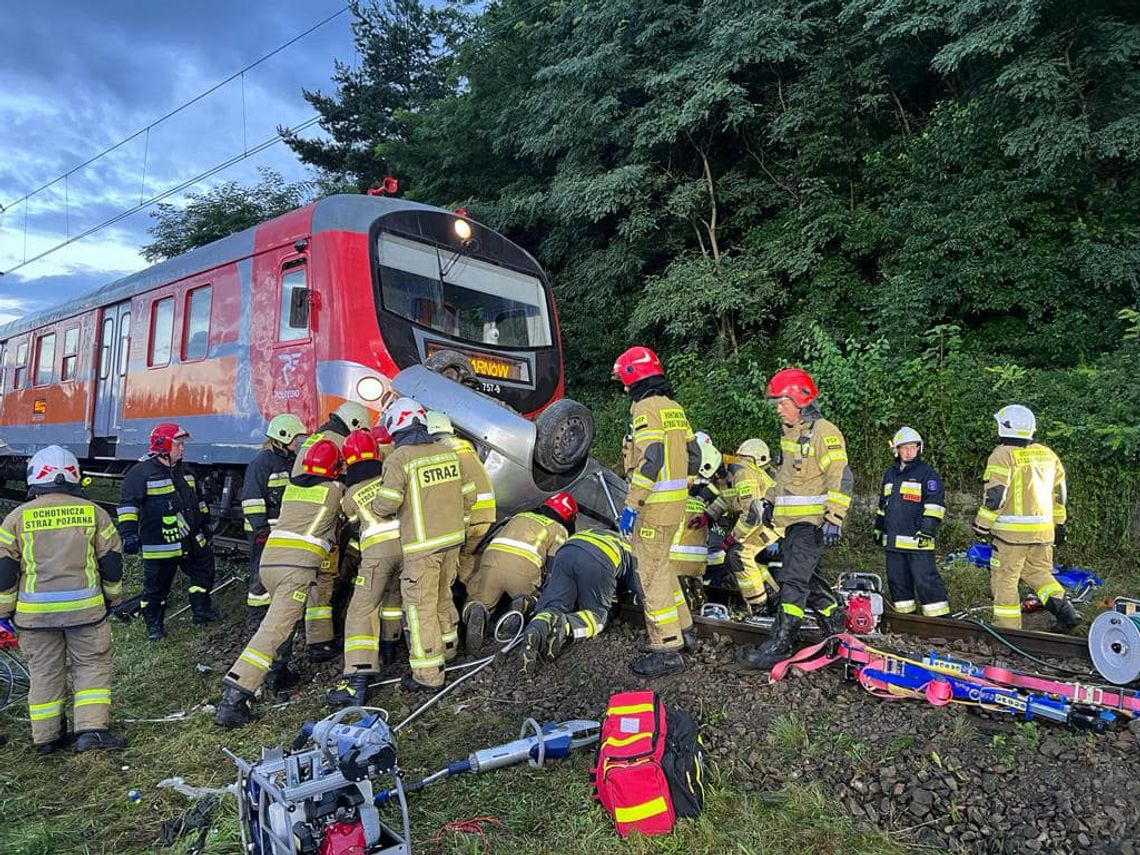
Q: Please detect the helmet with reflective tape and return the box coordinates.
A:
[301,438,343,478]
[27,445,80,486]
[334,401,373,431]
[542,492,578,525]
[425,410,453,436]
[766,368,818,407]
[342,429,379,467]
[891,426,923,455]
[266,413,307,444]
[383,397,427,435]
[150,422,190,455]
[694,431,723,479]
[612,346,664,387]
[735,438,771,467]
[995,405,1036,440]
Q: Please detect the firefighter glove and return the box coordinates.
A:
[915,531,935,549]
[122,533,142,555]
[971,524,991,545]
[822,521,842,547]
[253,528,270,549]
[687,513,709,530]
[764,541,780,556]
[1054,524,1066,546]
[618,507,639,539]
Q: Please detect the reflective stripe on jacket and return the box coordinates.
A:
[767,416,853,528]
[623,395,694,525]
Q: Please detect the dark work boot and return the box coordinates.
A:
[743,613,803,671]
[141,600,166,641]
[74,730,126,752]
[815,603,847,636]
[630,650,685,677]
[1044,596,1080,634]
[263,664,301,693]
[464,601,489,655]
[326,673,372,707]
[380,640,398,667]
[189,592,220,624]
[214,684,254,728]
[400,672,441,694]
[307,642,338,663]
[519,622,548,680]
[682,628,700,653]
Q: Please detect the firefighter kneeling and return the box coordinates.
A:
[215,439,346,727]
[0,446,125,753]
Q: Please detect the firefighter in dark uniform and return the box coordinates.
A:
[874,427,950,617]
[518,529,634,679]
[118,423,217,641]
[0,446,125,753]
[215,439,346,727]
[242,413,308,629]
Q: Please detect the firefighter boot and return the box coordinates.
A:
[519,622,548,680]
[141,599,166,642]
[683,628,700,652]
[264,661,301,693]
[742,613,803,671]
[498,595,532,642]
[1044,595,1081,634]
[326,673,371,708]
[189,592,221,624]
[815,603,847,636]
[74,731,126,753]
[630,650,685,677]
[36,712,70,755]
[463,601,489,656]
[214,684,254,728]
[380,640,398,667]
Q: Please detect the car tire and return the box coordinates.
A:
[533,398,594,474]
[423,349,481,390]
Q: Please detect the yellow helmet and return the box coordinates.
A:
[266,413,307,445]
[735,438,771,467]
[425,410,454,436]
[333,401,372,431]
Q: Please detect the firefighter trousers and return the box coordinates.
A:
[140,539,215,615]
[778,523,838,619]
[464,557,542,613]
[402,548,458,687]
[885,551,949,616]
[534,544,617,642]
[724,542,779,608]
[632,521,691,652]
[380,573,403,643]
[305,568,336,646]
[457,521,492,585]
[246,533,270,612]
[226,565,314,694]
[22,620,113,745]
[342,552,402,674]
[990,541,1065,629]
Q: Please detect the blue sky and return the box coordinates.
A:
[0,1,357,323]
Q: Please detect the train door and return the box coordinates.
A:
[270,257,316,427]
[93,300,132,444]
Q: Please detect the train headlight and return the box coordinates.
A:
[453,218,472,241]
[356,376,385,402]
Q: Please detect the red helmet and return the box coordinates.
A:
[150,422,190,455]
[766,368,818,408]
[370,425,394,446]
[301,439,343,478]
[343,429,379,467]
[612,346,664,387]
[542,492,578,525]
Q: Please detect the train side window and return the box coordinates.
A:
[34,333,56,386]
[149,297,174,367]
[14,342,27,389]
[182,285,211,361]
[61,327,80,382]
[118,313,131,377]
[279,265,309,342]
[99,318,114,379]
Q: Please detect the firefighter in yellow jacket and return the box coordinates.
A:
[745,369,853,671]
[0,446,124,753]
[371,397,466,691]
[668,431,720,587]
[973,405,1078,632]
[613,346,699,677]
[326,429,401,707]
[215,439,346,727]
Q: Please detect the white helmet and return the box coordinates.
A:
[694,431,722,479]
[425,410,453,436]
[995,405,1036,440]
[334,401,373,431]
[891,426,923,455]
[383,397,427,435]
[27,445,81,486]
[735,438,771,468]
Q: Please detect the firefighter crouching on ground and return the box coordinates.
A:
[613,345,699,677]
[694,437,781,613]
[875,427,950,617]
[426,411,497,587]
[518,529,634,679]
[242,413,308,629]
[0,446,125,753]
[744,369,853,671]
[972,405,1079,633]
[463,493,577,655]
[215,440,346,727]
[326,429,401,708]
[370,397,466,692]
[118,423,217,641]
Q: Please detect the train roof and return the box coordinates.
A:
[0,194,443,340]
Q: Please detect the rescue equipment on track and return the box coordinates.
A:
[770,634,1138,733]
[835,572,884,634]
[1089,597,1140,686]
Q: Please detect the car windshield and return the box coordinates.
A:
[376,232,553,349]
